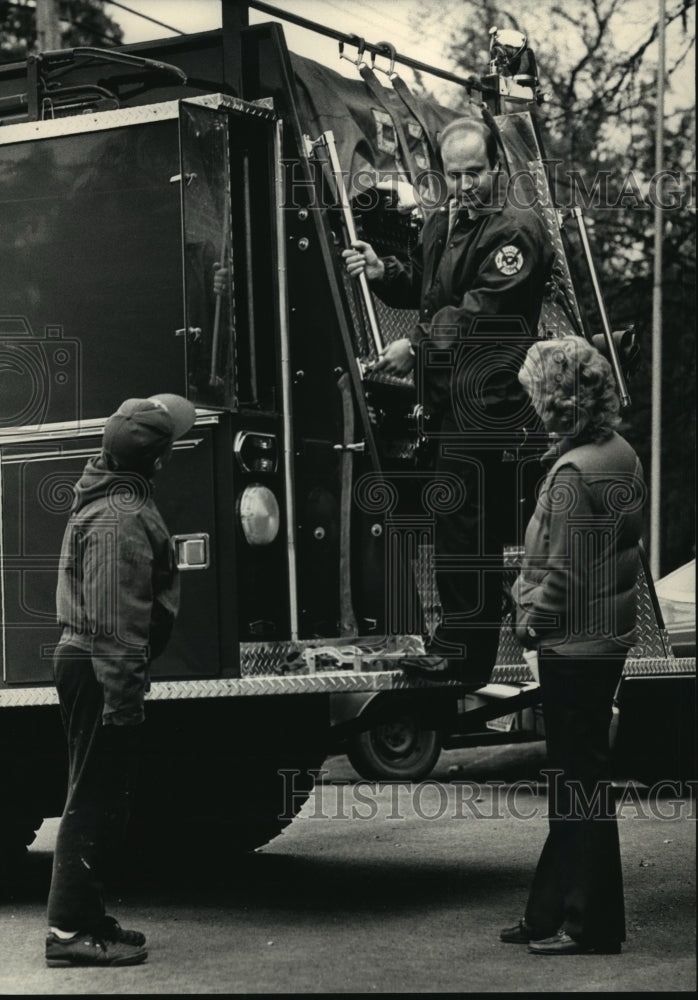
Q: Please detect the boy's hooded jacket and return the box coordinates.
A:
[56,454,179,725]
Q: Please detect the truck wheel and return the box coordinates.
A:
[107,751,326,885]
[123,695,329,875]
[212,753,324,852]
[0,812,43,889]
[347,715,442,781]
[614,676,696,789]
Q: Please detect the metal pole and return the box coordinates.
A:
[318,131,385,357]
[35,0,62,51]
[221,0,249,96]
[248,0,484,92]
[572,207,630,408]
[650,0,666,580]
[242,152,259,404]
[274,120,299,640]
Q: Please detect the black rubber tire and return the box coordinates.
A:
[0,811,43,890]
[0,705,63,890]
[122,695,329,877]
[347,714,442,781]
[190,748,326,854]
[614,676,696,788]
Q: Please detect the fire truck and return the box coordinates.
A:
[0,1,693,875]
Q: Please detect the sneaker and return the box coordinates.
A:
[45,931,147,967]
[96,915,147,947]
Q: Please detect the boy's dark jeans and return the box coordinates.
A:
[47,645,141,932]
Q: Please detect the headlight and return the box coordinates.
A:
[238,484,280,546]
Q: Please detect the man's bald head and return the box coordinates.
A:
[438,117,502,210]
[439,117,499,168]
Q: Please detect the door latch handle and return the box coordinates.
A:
[172,533,210,570]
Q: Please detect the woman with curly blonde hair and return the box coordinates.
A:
[519,335,622,442]
[501,336,646,956]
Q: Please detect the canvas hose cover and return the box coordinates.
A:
[290,52,461,199]
[290,53,546,201]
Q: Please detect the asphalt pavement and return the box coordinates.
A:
[0,742,695,995]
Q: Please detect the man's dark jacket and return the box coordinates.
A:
[374,195,555,429]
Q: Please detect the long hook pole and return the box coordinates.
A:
[650,0,666,580]
[320,130,385,356]
[571,207,630,408]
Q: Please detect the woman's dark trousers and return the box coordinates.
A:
[524,650,626,946]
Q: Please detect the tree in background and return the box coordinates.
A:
[0,0,122,60]
[417,0,695,574]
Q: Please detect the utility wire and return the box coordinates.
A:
[64,17,119,44]
[304,0,452,74]
[104,0,185,35]
[249,0,482,88]
[322,0,420,51]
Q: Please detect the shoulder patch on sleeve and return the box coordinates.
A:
[495,244,524,275]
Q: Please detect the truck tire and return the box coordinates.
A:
[347,714,442,781]
[123,695,329,876]
[0,706,62,891]
[0,811,43,889]
[208,753,324,852]
[614,675,696,789]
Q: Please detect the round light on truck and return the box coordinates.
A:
[238,485,280,546]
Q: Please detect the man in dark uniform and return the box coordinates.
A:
[343,115,554,685]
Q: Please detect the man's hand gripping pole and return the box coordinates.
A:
[308,130,386,361]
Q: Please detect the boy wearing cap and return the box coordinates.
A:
[45,394,195,968]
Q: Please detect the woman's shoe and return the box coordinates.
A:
[528,929,622,955]
[499,919,534,944]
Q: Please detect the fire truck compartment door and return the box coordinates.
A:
[179,101,235,410]
[0,424,222,684]
[0,110,187,426]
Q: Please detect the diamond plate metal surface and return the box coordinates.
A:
[0,687,60,708]
[0,543,682,707]
[342,269,418,366]
[192,94,278,120]
[497,111,583,340]
[240,546,675,678]
[491,663,532,684]
[528,157,584,339]
[233,544,680,682]
[2,653,691,709]
[239,634,426,677]
[0,94,276,147]
[622,656,695,677]
[627,562,673,658]
[414,543,440,635]
[0,98,181,145]
[0,669,458,707]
